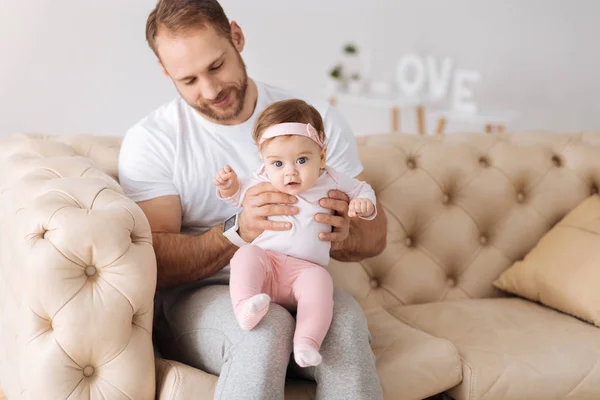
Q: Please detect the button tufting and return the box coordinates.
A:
[447,278,456,287]
[404,237,413,247]
[370,279,379,289]
[479,235,488,245]
[551,155,562,167]
[591,185,599,195]
[442,194,451,204]
[478,157,489,167]
[85,266,97,277]
[406,159,416,169]
[83,366,95,377]
[516,192,525,203]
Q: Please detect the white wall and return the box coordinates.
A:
[1,0,599,137]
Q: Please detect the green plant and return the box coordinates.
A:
[329,64,343,80]
[343,43,358,54]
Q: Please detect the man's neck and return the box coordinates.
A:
[215,78,258,126]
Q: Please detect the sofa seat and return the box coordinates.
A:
[156,357,318,400]
[392,298,600,400]
[155,305,463,400]
[366,307,462,399]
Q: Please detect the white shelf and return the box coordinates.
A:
[429,108,518,124]
[328,89,434,108]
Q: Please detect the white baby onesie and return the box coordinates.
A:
[219,166,377,266]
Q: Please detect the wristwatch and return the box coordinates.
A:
[222,213,248,247]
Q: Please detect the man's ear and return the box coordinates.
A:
[230,21,245,52]
[320,145,328,168]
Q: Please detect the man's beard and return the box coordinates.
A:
[189,52,249,122]
[193,79,248,122]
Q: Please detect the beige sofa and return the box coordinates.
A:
[1,131,600,400]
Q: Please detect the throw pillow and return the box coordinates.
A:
[493,194,600,327]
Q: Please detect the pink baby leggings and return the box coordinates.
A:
[229,244,334,350]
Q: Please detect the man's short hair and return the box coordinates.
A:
[146,0,232,57]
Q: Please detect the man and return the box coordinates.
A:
[118,0,387,399]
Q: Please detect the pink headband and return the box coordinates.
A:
[259,123,325,148]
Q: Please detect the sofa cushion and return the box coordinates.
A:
[156,358,317,400]
[365,307,462,400]
[156,358,217,399]
[392,298,600,400]
[493,194,600,327]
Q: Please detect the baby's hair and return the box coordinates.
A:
[253,99,326,147]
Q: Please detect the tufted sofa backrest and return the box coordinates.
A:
[327,131,600,311]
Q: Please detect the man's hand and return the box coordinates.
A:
[315,189,351,251]
[238,182,298,242]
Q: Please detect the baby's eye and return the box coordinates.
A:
[273,161,283,168]
[297,157,307,165]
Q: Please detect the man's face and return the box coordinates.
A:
[156,24,248,123]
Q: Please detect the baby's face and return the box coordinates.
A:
[261,135,326,195]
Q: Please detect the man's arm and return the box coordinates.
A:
[331,198,387,261]
[316,104,387,261]
[138,184,299,290]
[316,173,387,262]
[137,195,237,290]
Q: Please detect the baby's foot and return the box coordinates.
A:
[237,293,271,331]
[294,344,322,368]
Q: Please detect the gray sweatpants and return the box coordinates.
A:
[154,270,383,400]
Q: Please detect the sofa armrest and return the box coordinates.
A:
[1,152,157,399]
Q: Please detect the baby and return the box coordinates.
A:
[213,99,377,368]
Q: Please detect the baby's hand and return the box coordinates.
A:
[213,165,239,196]
[348,198,375,218]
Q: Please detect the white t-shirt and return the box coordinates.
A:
[118,81,364,235]
[218,166,377,266]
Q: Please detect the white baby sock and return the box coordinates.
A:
[237,293,271,331]
[294,343,322,368]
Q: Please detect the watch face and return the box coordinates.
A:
[224,214,236,231]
